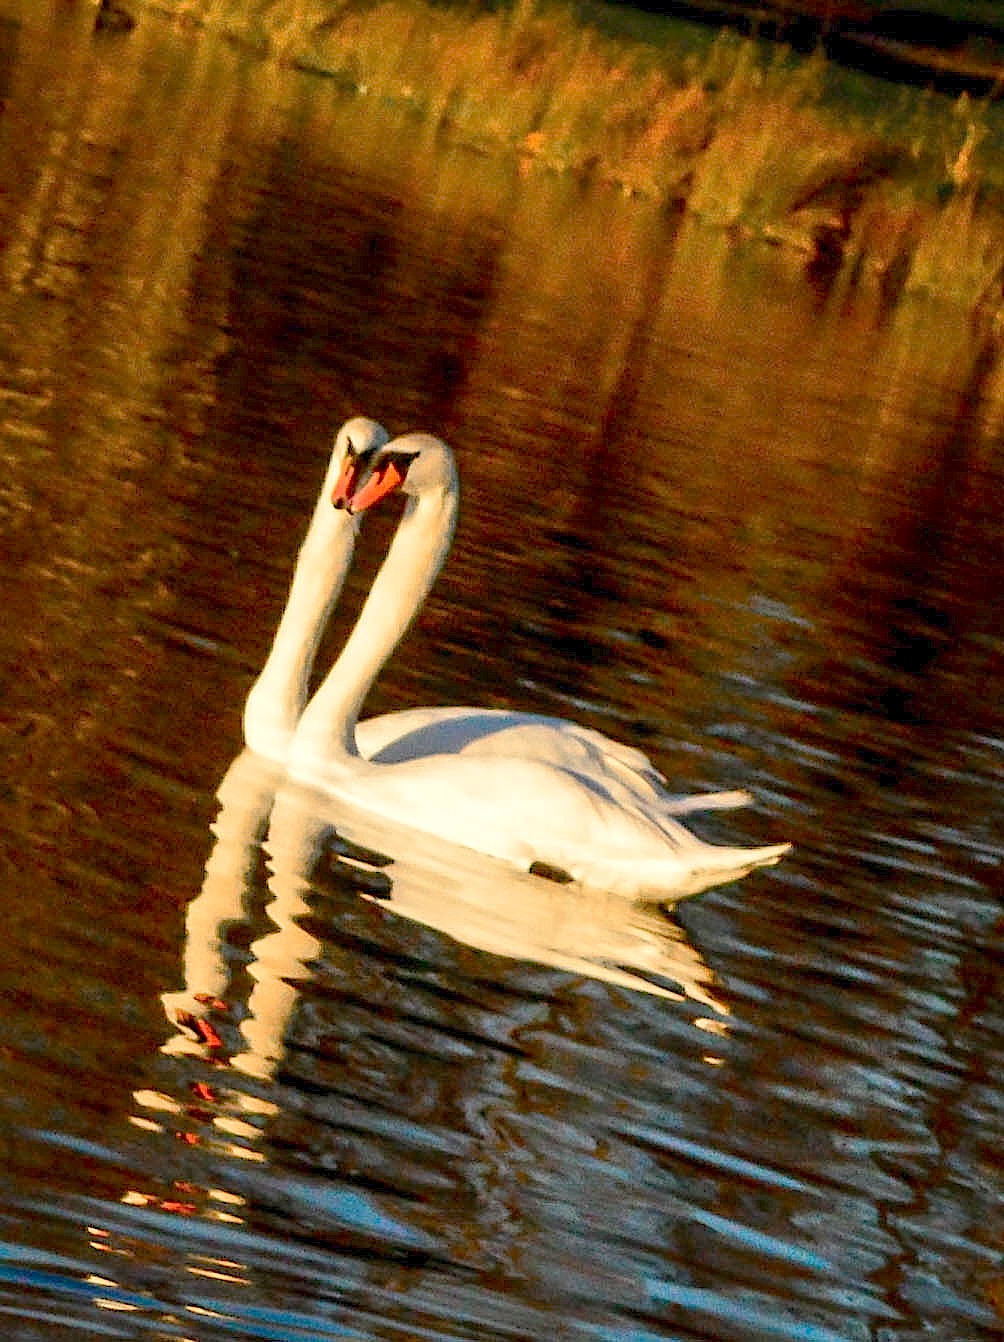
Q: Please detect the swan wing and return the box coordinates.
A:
[354,705,502,760]
[356,706,668,791]
[355,707,749,816]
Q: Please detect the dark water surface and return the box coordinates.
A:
[1,4,1003,1339]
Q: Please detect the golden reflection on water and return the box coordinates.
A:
[2,2,1001,842]
[1,6,1003,1339]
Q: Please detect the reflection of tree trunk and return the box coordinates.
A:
[598,205,686,452]
[408,230,504,441]
[791,330,1003,784]
[544,203,684,625]
[873,334,1000,728]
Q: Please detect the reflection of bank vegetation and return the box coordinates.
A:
[158,0,1004,319]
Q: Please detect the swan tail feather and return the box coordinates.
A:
[568,841,792,903]
[661,789,753,815]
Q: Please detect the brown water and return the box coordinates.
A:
[1,3,1003,1339]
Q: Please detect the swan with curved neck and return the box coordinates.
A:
[245,421,790,898]
[243,416,388,761]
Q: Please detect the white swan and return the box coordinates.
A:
[243,416,390,762]
[245,420,790,898]
[245,418,735,807]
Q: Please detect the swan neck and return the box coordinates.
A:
[292,483,457,770]
[243,465,357,762]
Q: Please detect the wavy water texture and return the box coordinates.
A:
[0,5,1003,1341]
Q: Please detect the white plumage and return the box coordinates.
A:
[243,418,790,899]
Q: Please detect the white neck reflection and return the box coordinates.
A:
[160,750,732,1082]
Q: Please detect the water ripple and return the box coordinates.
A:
[1,6,1003,1339]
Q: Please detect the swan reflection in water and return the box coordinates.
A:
[122,750,763,1319]
[158,416,791,1079]
[158,749,742,1084]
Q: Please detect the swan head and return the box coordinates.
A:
[333,432,457,515]
[329,416,391,508]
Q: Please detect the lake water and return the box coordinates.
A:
[1,4,1003,1340]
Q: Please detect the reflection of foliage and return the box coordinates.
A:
[164,0,1004,318]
